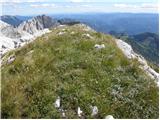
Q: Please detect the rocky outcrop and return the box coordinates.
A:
[115,39,159,82]
[0,21,19,55]
[18,15,59,34]
[0,15,53,57]
[0,21,21,39]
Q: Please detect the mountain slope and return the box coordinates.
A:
[131,32,159,65]
[109,31,159,66]
[0,15,23,27]
[1,24,158,119]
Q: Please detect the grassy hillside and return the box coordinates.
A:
[1,24,159,119]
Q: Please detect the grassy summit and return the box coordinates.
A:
[1,24,159,119]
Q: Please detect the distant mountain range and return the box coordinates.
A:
[0,15,32,27]
[0,15,23,27]
[1,13,158,35]
[52,13,159,35]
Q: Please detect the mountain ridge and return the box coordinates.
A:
[1,23,159,119]
[1,15,158,81]
[18,15,59,34]
[52,13,159,35]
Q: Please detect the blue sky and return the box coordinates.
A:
[1,0,159,15]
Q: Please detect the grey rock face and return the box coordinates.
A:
[0,20,21,38]
[18,15,59,34]
[0,15,55,57]
[1,26,21,38]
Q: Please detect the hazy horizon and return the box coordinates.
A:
[1,12,159,16]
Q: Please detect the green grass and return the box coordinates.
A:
[1,24,159,119]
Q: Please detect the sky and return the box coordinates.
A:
[0,0,159,15]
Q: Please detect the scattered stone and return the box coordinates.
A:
[59,25,66,28]
[91,106,98,116]
[83,33,92,38]
[71,31,75,35]
[62,29,66,31]
[105,115,114,119]
[77,107,83,117]
[62,111,66,118]
[58,32,65,35]
[59,108,66,118]
[7,55,16,64]
[54,96,60,108]
[94,44,105,49]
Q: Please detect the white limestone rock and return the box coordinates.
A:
[83,33,92,39]
[0,17,51,57]
[7,55,15,64]
[105,115,114,119]
[54,96,60,108]
[71,31,75,35]
[58,31,65,35]
[91,106,98,116]
[77,107,83,117]
[115,39,159,82]
[59,108,66,118]
[94,44,105,49]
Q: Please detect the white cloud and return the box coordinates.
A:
[113,3,158,9]
[0,0,51,3]
[81,4,92,7]
[141,3,158,8]
[113,4,138,8]
[69,0,93,3]
[64,5,71,8]
[30,4,38,7]
[114,4,127,8]
[70,0,84,2]
[30,3,56,7]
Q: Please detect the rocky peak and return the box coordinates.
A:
[18,15,59,34]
